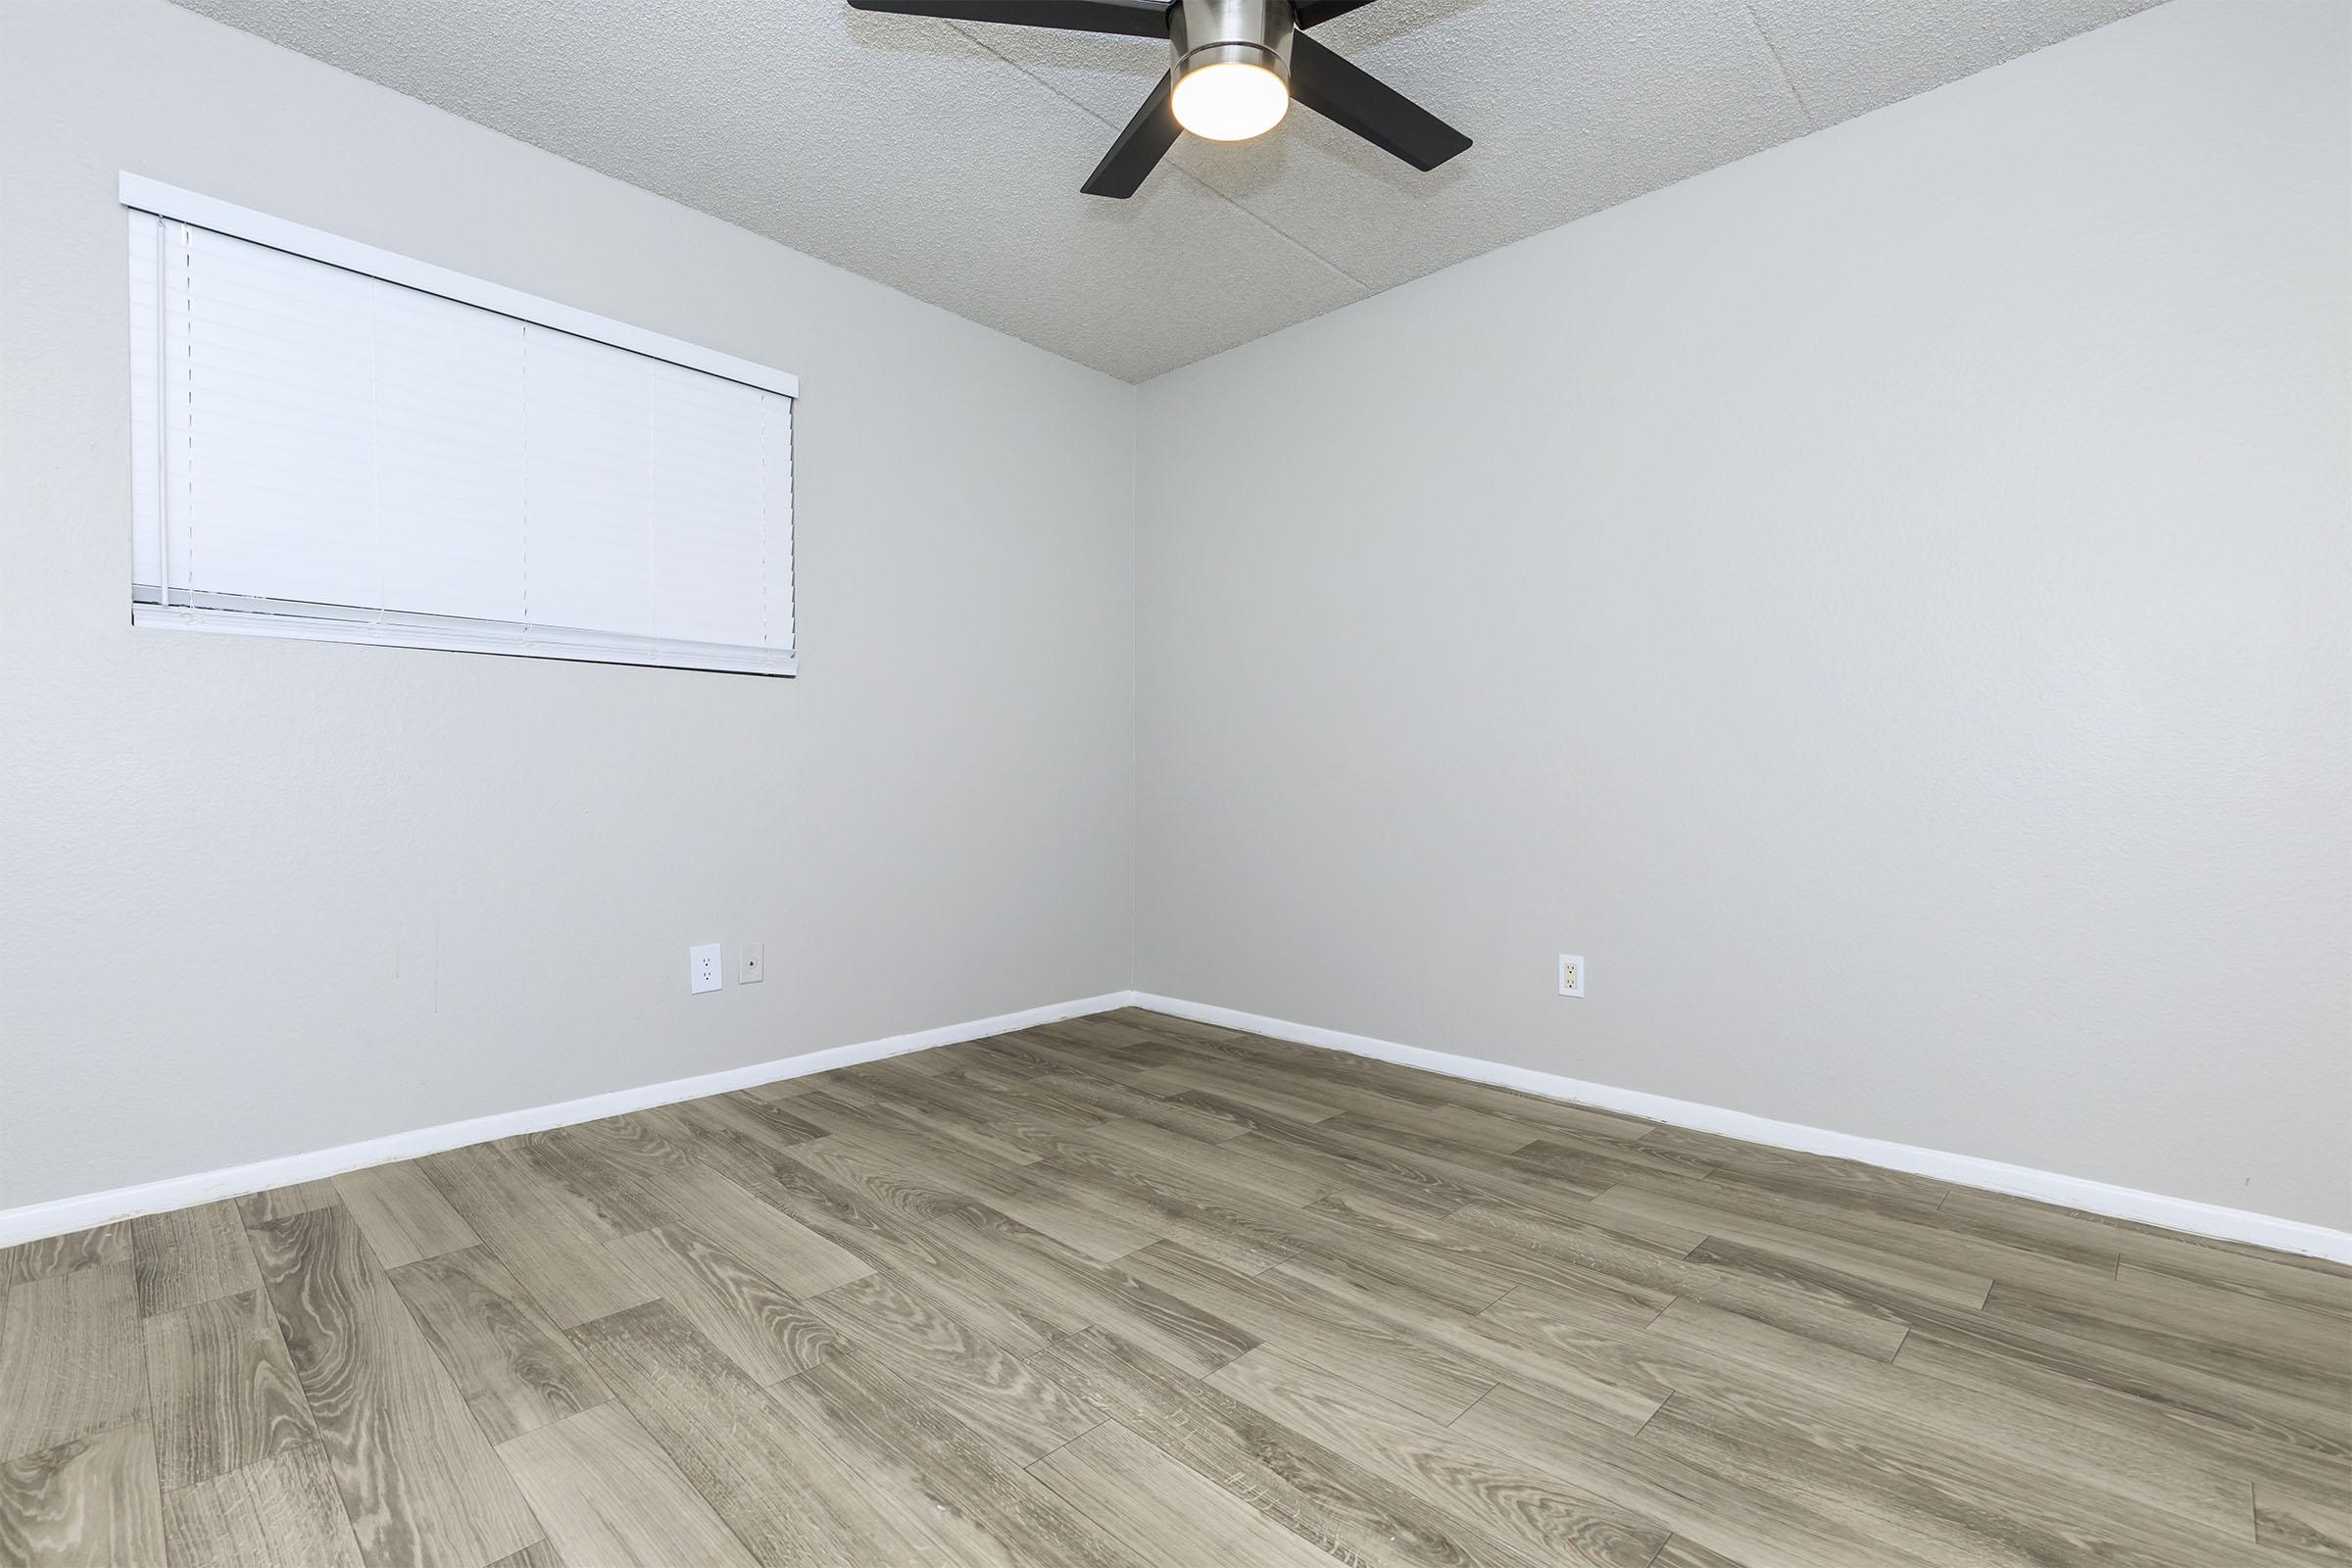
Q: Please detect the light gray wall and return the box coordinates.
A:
[1135,0,2351,1228]
[0,0,1137,1210]
[6,0,2343,1235]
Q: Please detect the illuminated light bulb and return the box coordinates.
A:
[1172,59,1290,142]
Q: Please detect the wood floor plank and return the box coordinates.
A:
[418,1143,657,1329]
[569,1109,876,1298]
[1195,1100,1699,1242]
[1811,1178,2127,1277]
[1589,1183,1997,1311]
[1478,1273,1670,1348]
[1439,1200,1913,1360]
[1089,1007,1249,1047]
[1029,1417,1346,1568]
[738,1072,820,1102]
[1067,1013,1299,1066]
[131,1201,262,1318]
[481,1542,564,1568]
[1650,1537,1746,1568]
[955,1053,1258,1143]
[1348,1067,1660,1145]
[2111,1259,2352,1358]
[1271,1071,1633,1159]
[0,1265,146,1462]
[496,1401,758,1568]
[780,1134,1258,1376]
[1208,1345,1672,1568]
[762,1351,1136,1568]
[0,1224,132,1295]
[236,1183,345,1225]
[2254,1476,2352,1561]
[800,1269,1102,1463]
[0,1425,164,1568]
[1117,1240,1495,1424]
[1143,1048,1543,1147]
[633,1159,875,1298]
[1891,1310,2352,1514]
[1305,1191,1670,1327]
[967,1030,1226,1106]
[605,1224,845,1385]
[833,1057,1104,1165]
[1451,1381,1949,1568]
[1677,1236,1946,1354]
[385,1247,611,1446]
[334,1163,481,1270]
[1153,1102,1494,1222]
[143,1288,315,1490]
[1896,1292,2352,1468]
[1028,1017,1205,1071]
[2126,1234,2352,1320]
[1506,1131,1725,1187]
[1937,1189,2352,1318]
[708,1090,831,1148]
[247,1206,542,1568]
[161,1443,364,1568]
[566,1299,940,1568]
[1984,1270,2352,1409]
[550,1111,710,1188]
[796,1093,1170,1264]
[1102,1016,1659,1145]
[1639,1389,2243,1568]
[1037,1325,1555,1568]
[510,1126,677,1242]
[678,1127,1066,1358]
[1314,1113,1690,1213]
[1249,1243,1675,1436]
[1633,1124,1955,1215]
[1612,1168,2121,1300]
[1635,1299,2277,1564]
[1064,1123,1525,1311]
[650,1094,826,1164]
[1022,1127,1300,1275]
[1131,1052,1351,1126]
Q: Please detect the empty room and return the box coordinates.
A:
[1,0,2346,1563]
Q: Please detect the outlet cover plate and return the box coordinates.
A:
[1558,955,1586,998]
[690,943,722,994]
[739,942,764,984]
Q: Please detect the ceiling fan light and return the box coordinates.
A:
[1172,59,1290,141]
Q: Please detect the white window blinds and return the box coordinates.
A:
[125,182,795,675]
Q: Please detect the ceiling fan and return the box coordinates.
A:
[846,0,1471,197]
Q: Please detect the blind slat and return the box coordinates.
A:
[125,210,794,672]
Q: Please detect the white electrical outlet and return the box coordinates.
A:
[739,942,764,985]
[1557,955,1586,998]
[689,943,722,994]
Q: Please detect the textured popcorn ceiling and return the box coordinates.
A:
[168,0,2164,381]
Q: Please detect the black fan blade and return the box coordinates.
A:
[1083,72,1181,197]
[846,0,1170,36]
[1288,30,1469,172]
[1295,0,1380,25]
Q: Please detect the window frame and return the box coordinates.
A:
[121,173,800,677]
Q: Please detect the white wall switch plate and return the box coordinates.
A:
[739,942,764,984]
[1558,955,1586,998]
[689,943,722,994]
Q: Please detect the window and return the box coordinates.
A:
[123,175,796,675]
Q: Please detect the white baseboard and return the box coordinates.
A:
[0,991,1136,1250]
[1133,993,2352,1265]
[13,985,2346,1266]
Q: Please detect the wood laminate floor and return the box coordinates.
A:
[3,1007,2347,1567]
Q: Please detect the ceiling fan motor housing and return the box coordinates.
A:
[1172,0,1296,89]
